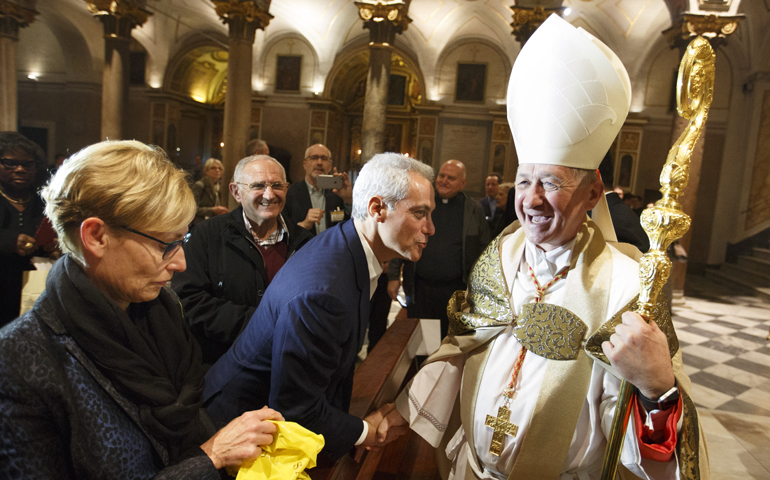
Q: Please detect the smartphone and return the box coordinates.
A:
[316,174,343,190]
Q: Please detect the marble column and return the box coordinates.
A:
[85,1,150,141]
[213,0,271,208]
[662,13,743,300]
[0,1,37,132]
[356,1,411,164]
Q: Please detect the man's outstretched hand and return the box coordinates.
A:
[355,403,410,461]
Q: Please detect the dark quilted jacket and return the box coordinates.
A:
[0,292,221,480]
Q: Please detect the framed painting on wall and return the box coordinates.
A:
[276,55,302,92]
[455,63,486,103]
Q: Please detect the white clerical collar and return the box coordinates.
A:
[353,219,384,300]
[523,237,577,280]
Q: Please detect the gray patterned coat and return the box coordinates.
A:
[0,294,221,480]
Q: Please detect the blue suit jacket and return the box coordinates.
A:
[204,219,370,460]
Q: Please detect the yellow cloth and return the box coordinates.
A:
[232,421,325,480]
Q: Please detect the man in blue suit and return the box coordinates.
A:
[204,153,436,460]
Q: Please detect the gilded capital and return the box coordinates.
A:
[509,5,566,46]
[0,0,38,40]
[663,13,744,49]
[84,0,151,39]
[213,0,273,43]
[355,1,411,47]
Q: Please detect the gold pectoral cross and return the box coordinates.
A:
[485,405,518,456]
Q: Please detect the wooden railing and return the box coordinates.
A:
[310,316,441,480]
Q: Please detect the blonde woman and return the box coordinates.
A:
[0,140,281,479]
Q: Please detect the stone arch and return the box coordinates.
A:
[324,42,426,111]
[163,33,230,105]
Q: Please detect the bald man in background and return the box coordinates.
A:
[388,160,489,338]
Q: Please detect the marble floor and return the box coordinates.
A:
[674,275,770,479]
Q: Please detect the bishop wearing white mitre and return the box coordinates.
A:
[376,14,708,480]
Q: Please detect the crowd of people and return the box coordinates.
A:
[0,14,706,480]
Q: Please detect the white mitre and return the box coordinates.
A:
[507,14,633,243]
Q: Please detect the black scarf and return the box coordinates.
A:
[47,255,210,462]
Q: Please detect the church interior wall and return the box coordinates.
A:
[17,81,102,160]
[433,38,510,109]
[261,34,320,95]
[260,100,311,183]
[10,0,770,270]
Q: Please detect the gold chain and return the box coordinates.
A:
[0,188,30,205]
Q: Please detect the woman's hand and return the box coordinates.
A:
[201,406,284,470]
[15,234,36,257]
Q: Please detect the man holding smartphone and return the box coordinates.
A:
[284,144,351,235]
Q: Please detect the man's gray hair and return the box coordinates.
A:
[352,153,435,220]
[233,155,286,183]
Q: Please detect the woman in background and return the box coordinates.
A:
[0,132,50,327]
[0,140,281,479]
[192,158,228,226]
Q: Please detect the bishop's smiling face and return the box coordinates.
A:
[514,164,602,251]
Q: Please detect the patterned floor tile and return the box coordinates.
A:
[683,344,736,363]
[683,364,700,377]
[733,331,769,344]
[690,383,733,409]
[724,358,770,379]
[717,398,770,417]
[698,339,748,356]
[704,364,769,388]
[671,316,700,326]
[682,353,717,370]
[736,387,770,410]
[743,351,770,367]
[674,329,710,345]
[718,316,762,328]
[688,371,752,397]
[741,328,770,341]
[672,308,719,322]
[693,322,742,335]
[680,325,723,339]
[756,346,770,357]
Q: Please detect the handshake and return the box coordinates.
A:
[357,403,410,457]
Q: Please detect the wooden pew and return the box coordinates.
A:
[310,315,441,480]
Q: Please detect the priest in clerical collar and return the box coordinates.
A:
[370,14,708,480]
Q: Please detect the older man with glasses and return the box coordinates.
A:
[172,155,313,367]
[284,143,351,234]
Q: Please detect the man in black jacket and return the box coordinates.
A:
[284,144,350,234]
[172,155,313,366]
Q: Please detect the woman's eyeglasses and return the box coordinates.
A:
[124,228,191,260]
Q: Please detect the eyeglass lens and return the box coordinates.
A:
[307,155,331,162]
[248,182,287,192]
[1,158,37,170]
[162,233,191,260]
